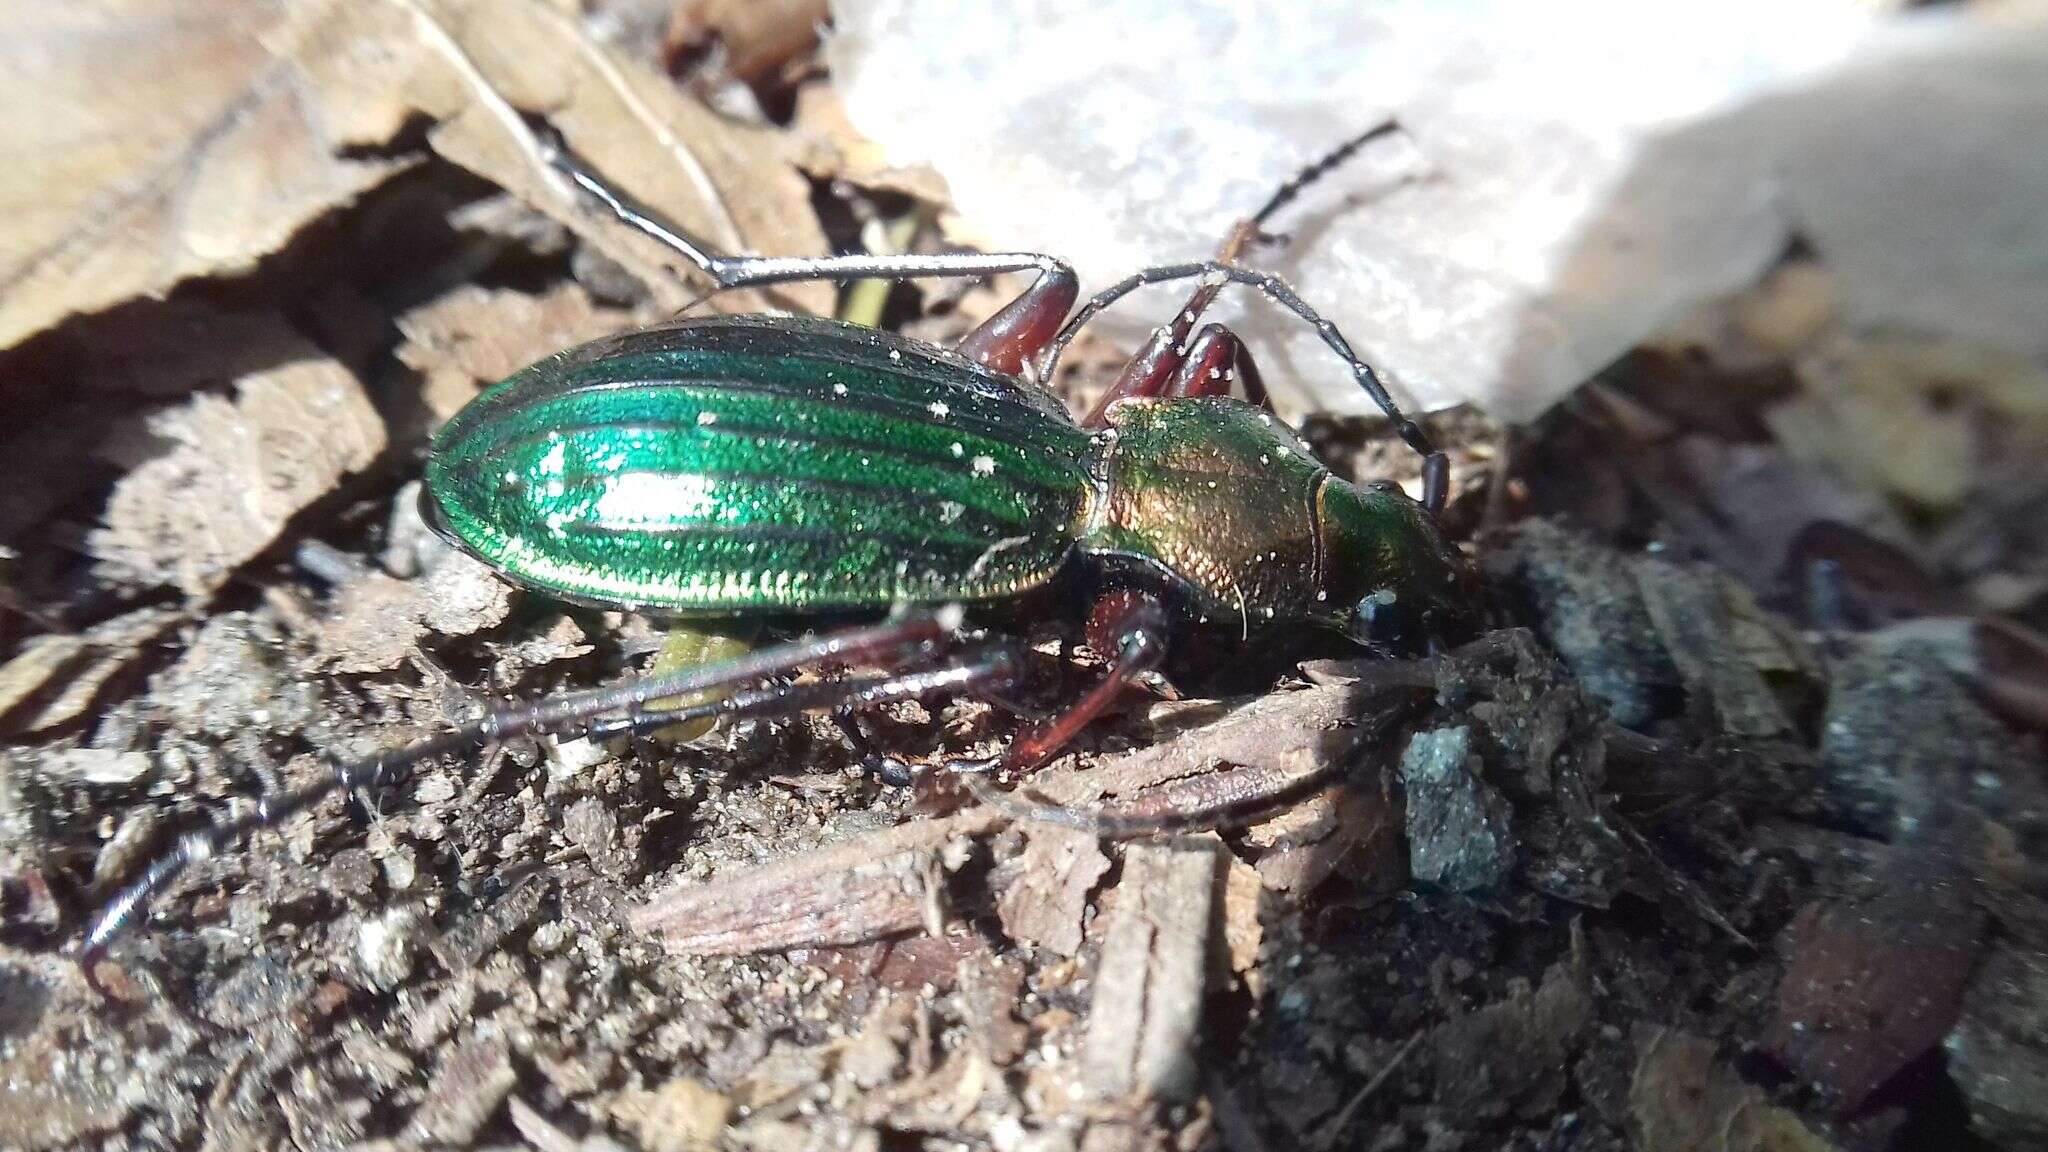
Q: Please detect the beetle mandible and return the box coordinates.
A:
[80,123,1482,978]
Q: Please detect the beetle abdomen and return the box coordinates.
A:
[427,316,1094,613]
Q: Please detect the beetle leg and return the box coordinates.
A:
[1040,260,1449,513]
[542,132,1077,322]
[955,265,1081,376]
[76,608,976,988]
[1165,324,1237,400]
[930,590,1170,781]
[1078,289,1229,427]
[585,641,1021,746]
[969,212,1276,399]
[1164,323,1272,411]
[1076,220,1270,427]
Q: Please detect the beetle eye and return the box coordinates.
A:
[1350,588,1404,645]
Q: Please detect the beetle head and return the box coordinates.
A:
[1317,478,1483,653]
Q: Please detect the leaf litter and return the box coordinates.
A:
[0,3,2043,1151]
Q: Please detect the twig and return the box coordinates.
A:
[1614,814,1756,951]
[1312,1029,1426,1150]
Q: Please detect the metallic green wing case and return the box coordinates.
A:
[426,315,1095,613]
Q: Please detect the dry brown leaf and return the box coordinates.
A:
[1765,874,1986,1110]
[289,0,829,315]
[0,608,179,735]
[90,354,385,597]
[0,0,412,351]
[670,0,829,87]
[0,637,91,734]
[26,301,315,398]
[1630,1029,1835,1152]
[1,0,828,354]
[1771,332,2048,511]
[397,282,635,422]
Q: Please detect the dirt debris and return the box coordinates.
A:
[319,552,514,674]
[994,824,1111,957]
[12,518,2036,1149]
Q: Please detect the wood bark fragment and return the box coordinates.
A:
[994,824,1110,956]
[1082,840,1218,1103]
[632,811,995,954]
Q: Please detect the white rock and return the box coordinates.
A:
[829,0,2048,423]
[357,908,421,990]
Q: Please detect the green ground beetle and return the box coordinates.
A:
[82,124,1482,978]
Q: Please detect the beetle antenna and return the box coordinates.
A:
[1250,120,1403,231]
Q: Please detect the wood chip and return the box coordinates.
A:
[1217,849,1263,988]
[1082,841,1218,1104]
[609,1076,732,1152]
[1017,683,1424,843]
[30,749,151,787]
[507,1097,591,1152]
[1252,783,1402,896]
[632,811,996,954]
[994,824,1110,957]
[1631,556,1794,740]
[408,1031,517,1145]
